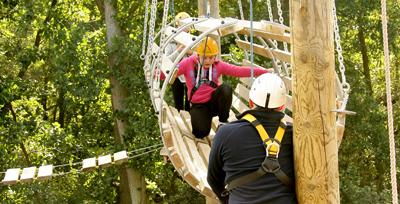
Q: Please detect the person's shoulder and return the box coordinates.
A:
[216,120,253,136]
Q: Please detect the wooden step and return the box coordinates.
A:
[236,39,291,63]
[2,168,20,185]
[20,167,36,183]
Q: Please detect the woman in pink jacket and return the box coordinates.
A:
[177,36,268,138]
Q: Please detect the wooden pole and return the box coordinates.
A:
[290,0,340,203]
[198,0,207,17]
[204,1,220,204]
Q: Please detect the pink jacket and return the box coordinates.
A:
[177,55,268,104]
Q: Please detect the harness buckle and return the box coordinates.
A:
[221,185,231,197]
[261,157,281,173]
[264,139,280,158]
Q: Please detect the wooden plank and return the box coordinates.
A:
[236,39,291,63]
[98,155,112,168]
[241,59,293,88]
[165,106,201,190]
[197,142,211,166]
[232,94,250,114]
[161,55,175,78]
[2,168,20,185]
[179,111,191,129]
[181,17,240,37]
[238,28,291,43]
[37,165,53,180]
[169,108,208,184]
[286,95,293,111]
[151,43,159,56]
[113,151,128,165]
[234,83,250,101]
[20,167,36,183]
[165,26,198,47]
[239,77,253,88]
[82,157,97,171]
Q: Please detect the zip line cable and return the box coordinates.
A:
[380,0,398,203]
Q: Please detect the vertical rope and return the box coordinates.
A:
[140,0,150,60]
[249,0,254,81]
[170,0,175,17]
[380,0,398,203]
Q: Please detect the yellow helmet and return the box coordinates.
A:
[196,37,219,57]
[175,12,190,26]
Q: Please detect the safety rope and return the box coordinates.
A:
[249,0,254,81]
[380,0,398,203]
[140,0,150,60]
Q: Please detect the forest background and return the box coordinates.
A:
[0,0,399,203]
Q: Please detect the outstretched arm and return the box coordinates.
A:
[218,61,269,77]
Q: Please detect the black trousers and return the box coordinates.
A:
[172,79,190,111]
[190,84,233,138]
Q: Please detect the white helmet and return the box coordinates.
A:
[249,73,287,109]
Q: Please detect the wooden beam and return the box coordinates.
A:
[291,0,339,203]
[238,28,291,43]
[236,39,291,63]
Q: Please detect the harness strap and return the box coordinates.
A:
[189,63,217,102]
[222,113,292,196]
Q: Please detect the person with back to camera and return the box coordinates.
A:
[175,36,269,139]
[207,73,297,204]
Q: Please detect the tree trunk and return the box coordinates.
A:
[98,1,147,203]
[357,22,373,94]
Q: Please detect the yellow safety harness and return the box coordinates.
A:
[222,113,293,196]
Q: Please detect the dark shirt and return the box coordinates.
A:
[207,108,297,204]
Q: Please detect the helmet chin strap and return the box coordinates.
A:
[264,93,271,108]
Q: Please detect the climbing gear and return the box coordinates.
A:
[249,73,286,109]
[196,37,219,57]
[222,113,292,196]
[189,63,218,102]
[175,12,190,26]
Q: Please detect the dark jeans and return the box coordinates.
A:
[190,84,233,138]
[172,79,190,111]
